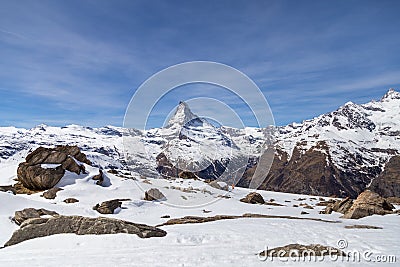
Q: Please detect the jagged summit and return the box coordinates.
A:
[166,101,211,128]
[381,88,400,101]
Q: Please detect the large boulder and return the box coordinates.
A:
[342,190,395,219]
[17,146,90,190]
[240,192,265,204]
[4,213,167,247]
[144,188,166,201]
[17,164,65,190]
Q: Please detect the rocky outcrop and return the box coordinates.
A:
[240,192,265,204]
[4,213,167,247]
[369,155,400,197]
[41,187,63,199]
[144,188,166,201]
[342,190,394,219]
[158,213,340,227]
[17,146,90,190]
[93,199,130,214]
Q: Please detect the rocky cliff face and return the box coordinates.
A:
[369,155,400,197]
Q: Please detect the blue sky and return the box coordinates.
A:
[0,0,399,128]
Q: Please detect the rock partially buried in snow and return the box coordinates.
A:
[17,146,91,190]
[259,244,346,258]
[0,185,16,195]
[341,190,394,219]
[92,169,104,185]
[144,188,166,201]
[4,215,167,247]
[64,198,79,203]
[240,192,265,204]
[41,187,63,199]
[93,199,130,214]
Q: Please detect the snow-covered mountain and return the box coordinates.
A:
[0,89,399,198]
[239,88,400,198]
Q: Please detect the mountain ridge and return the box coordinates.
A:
[0,89,399,198]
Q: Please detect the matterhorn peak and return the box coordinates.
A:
[166,101,202,128]
[381,88,400,101]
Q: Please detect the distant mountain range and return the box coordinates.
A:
[1,89,399,198]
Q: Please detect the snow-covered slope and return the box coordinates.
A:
[0,165,399,266]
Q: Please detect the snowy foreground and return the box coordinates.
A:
[0,162,399,267]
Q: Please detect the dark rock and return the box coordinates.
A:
[160,215,170,218]
[4,215,167,247]
[92,170,104,185]
[107,169,118,174]
[0,185,16,195]
[93,199,130,214]
[264,202,284,206]
[240,192,265,204]
[342,190,394,219]
[14,208,58,226]
[345,224,383,229]
[144,188,166,201]
[63,198,79,203]
[41,187,63,199]
[301,211,309,215]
